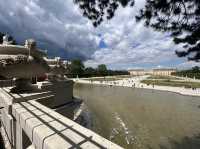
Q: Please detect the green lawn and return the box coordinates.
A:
[147,75,181,80]
[83,75,133,81]
[115,75,134,78]
[141,79,200,88]
[83,77,121,81]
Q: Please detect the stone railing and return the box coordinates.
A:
[0,80,15,88]
[0,87,123,149]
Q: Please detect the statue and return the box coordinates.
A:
[0,35,50,93]
[0,35,78,118]
[2,34,13,45]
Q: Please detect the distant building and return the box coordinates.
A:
[128,68,176,76]
[128,69,146,76]
[152,69,176,76]
[45,57,71,68]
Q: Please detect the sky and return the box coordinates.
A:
[0,0,200,70]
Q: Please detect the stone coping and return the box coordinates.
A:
[12,100,123,149]
[0,87,52,104]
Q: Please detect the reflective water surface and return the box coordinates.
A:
[74,83,200,149]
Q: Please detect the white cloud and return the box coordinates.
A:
[177,61,200,69]
[0,0,99,59]
[84,0,189,69]
[0,0,198,69]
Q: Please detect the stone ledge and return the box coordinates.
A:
[12,100,123,149]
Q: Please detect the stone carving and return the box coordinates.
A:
[0,35,72,95]
[0,35,62,93]
[2,34,13,45]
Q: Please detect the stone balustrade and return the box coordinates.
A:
[0,80,15,88]
[0,87,123,149]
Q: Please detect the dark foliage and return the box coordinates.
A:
[136,0,200,62]
[172,66,200,79]
[84,67,97,77]
[97,64,107,76]
[83,67,129,77]
[66,59,129,78]
[73,0,134,27]
[67,59,85,77]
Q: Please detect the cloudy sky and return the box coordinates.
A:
[0,0,199,69]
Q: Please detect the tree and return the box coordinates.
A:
[73,0,134,27]
[74,0,200,61]
[97,64,108,76]
[192,66,199,72]
[136,0,200,62]
[68,59,85,77]
[0,32,4,43]
[84,67,96,77]
[172,66,200,79]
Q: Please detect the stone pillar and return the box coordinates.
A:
[1,105,15,148]
[37,80,74,108]
[16,121,23,149]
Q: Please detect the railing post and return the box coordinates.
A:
[16,121,23,149]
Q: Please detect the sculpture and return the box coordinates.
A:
[0,35,51,93]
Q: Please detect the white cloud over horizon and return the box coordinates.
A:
[0,0,198,69]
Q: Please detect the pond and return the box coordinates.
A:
[74,83,200,149]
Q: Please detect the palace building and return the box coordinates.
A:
[129,68,176,76]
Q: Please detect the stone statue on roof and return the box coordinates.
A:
[0,35,49,92]
[0,35,70,93]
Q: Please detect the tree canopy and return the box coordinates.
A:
[84,67,96,77]
[74,0,200,62]
[73,0,134,27]
[136,0,200,62]
[68,59,85,77]
[66,59,129,78]
[97,64,107,76]
[172,66,200,79]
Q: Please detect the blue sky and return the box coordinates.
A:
[0,0,199,70]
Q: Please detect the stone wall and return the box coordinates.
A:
[0,86,123,149]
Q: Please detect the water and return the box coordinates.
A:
[74,83,200,149]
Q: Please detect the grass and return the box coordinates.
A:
[83,77,121,81]
[83,75,133,81]
[115,75,135,79]
[141,79,200,88]
[147,75,181,80]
